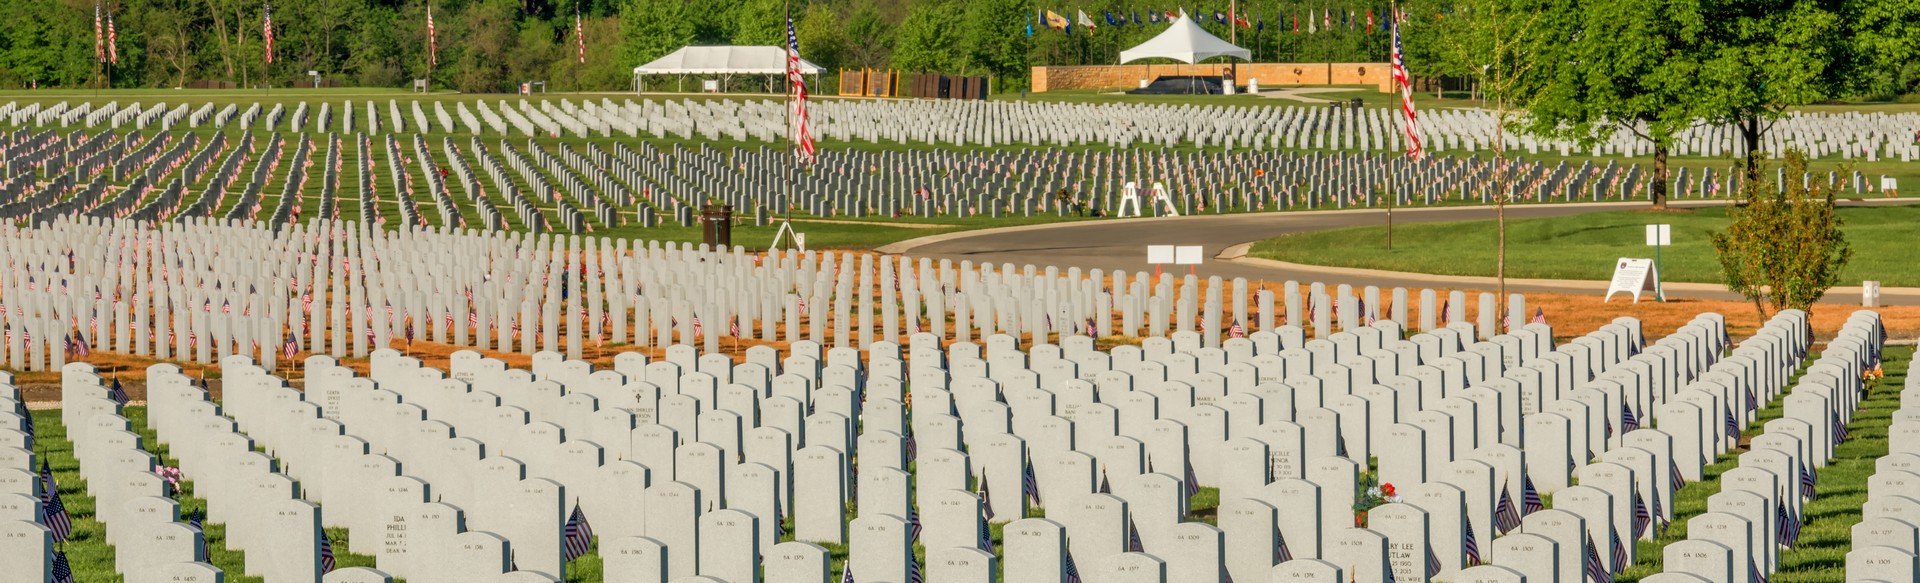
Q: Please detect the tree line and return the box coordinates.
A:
[1,0,1914,103]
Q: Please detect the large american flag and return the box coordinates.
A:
[427,5,438,66]
[94,2,104,63]
[575,9,586,64]
[263,3,275,64]
[106,9,118,64]
[1390,16,1422,159]
[786,12,816,163]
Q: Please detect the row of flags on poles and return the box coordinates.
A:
[94,1,588,68]
[1032,6,1405,35]
[93,2,118,65]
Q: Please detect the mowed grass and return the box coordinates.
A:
[1251,204,1920,287]
[1615,345,1910,582]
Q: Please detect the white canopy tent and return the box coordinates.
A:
[633,46,824,93]
[1118,13,1251,64]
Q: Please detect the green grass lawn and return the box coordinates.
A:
[1250,204,1920,287]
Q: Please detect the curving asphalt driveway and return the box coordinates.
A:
[880,199,1920,305]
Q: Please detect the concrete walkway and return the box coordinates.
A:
[1253,87,1364,104]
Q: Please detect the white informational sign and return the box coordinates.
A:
[1604,258,1659,303]
[1175,245,1205,265]
[702,79,721,92]
[1147,245,1176,264]
[793,233,807,253]
[1645,224,1672,246]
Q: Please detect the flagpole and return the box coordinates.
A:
[1229,0,1238,84]
[780,0,794,253]
[426,1,436,92]
[104,5,113,95]
[92,2,100,99]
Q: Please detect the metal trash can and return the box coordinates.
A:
[701,204,734,249]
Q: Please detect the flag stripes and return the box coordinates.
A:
[40,459,72,543]
[427,5,439,66]
[575,9,587,64]
[786,11,816,163]
[1389,16,1421,159]
[563,503,594,560]
[263,3,275,64]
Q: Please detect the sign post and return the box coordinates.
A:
[1645,224,1671,302]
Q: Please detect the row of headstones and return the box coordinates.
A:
[1658,310,1912,583]
[185,355,610,582]
[906,306,1735,579]
[15,304,1751,583]
[1353,309,1811,583]
[1623,311,1831,583]
[157,214,1514,368]
[1424,313,1763,580]
[1844,344,1920,582]
[0,370,30,488]
[0,362,228,582]
[133,357,600,583]
[12,96,1919,161]
[14,123,1888,233]
[222,349,847,582]
[304,337,1469,583]
[312,307,1663,583]
[18,210,1559,377]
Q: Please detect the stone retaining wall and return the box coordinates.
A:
[1033,63,1392,93]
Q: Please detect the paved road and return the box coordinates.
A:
[892,199,1920,305]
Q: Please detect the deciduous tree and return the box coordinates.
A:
[1511,0,1705,209]
[1709,151,1852,318]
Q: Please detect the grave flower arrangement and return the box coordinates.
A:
[157,465,185,498]
[1352,472,1401,527]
